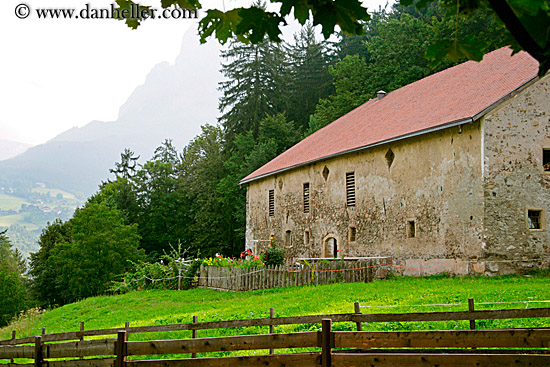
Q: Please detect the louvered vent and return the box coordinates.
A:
[303,183,310,213]
[268,189,274,216]
[346,172,355,207]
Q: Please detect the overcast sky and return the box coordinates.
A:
[1,0,391,145]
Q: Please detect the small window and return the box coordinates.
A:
[385,148,395,170]
[303,183,310,213]
[322,166,330,181]
[285,230,292,246]
[543,149,550,172]
[527,209,543,230]
[407,220,416,238]
[346,172,356,207]
[304,230,310,244]
[268,189,274,216]
[349,226,357,242]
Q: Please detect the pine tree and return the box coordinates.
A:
[218,38,289,148]
[286,24,334,131]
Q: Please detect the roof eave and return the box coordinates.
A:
[239,117,473,186]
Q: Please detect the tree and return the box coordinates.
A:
[0,231,28,326]
[65,203,143,301]
[179,125,227,256]
[312,54,370,129]
[29,219,72,307]
[132,140,188,257]
[109,148,140,180]
[0,260,27,326]
[219,36,289,147]
[0,229,26,275]
[29,204,143,305]
[286,24,334,130]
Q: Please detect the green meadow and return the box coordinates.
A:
[2,274,549,343]
[0,194,29,211]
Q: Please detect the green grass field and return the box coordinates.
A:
[2,274,549,344]
[0,194,29,211]
[0,213,39,230]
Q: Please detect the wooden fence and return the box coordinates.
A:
[1,300,549,366]
[198,257,390,291]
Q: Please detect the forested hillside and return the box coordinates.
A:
[4,1,513,318]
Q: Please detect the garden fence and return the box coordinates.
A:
[198,257,391,291]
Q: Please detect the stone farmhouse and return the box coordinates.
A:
[240,47,550,275]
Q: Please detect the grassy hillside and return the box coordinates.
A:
[2,274,549,343]
[0,213,39,230]
[0,194,30,211]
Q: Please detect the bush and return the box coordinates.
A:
[111,243,198,293]
[261,246,286,266]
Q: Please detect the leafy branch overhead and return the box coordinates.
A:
[116,0,550,75]
[404,0,550,75]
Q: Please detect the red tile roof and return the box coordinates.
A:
[240,47,539,184]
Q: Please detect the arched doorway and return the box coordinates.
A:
[324,237,338,258]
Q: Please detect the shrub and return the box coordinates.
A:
[110,243,198,293]
[261,246,286,266]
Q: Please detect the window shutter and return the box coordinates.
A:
[268,189,274,216]
[303,183,310,213]
[346,172,355,207]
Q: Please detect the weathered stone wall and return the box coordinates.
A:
[482,74,550,274]
[246,121,484,274]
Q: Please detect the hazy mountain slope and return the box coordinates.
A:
[0,139,32,161]
[0,30,221,196]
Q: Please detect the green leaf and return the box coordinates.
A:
[508,0,550,16]
[198,9,243,44]
[425,35,487,67]
[114,0,153,29]
[457,35,488,61]
[293,0,311,25]
[519,6,550,49]
[236,7,285,43]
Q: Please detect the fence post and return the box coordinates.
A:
[269,308,275,355]
[10,330,18,363]
[321,319,332,367]
[79,321,85,360]
[354,302,363,331]
[34,336,43,367]
[192,316,198,358]
[115,331,127,367]
[468,298,476,330]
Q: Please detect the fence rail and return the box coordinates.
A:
[198,257,390,291]
[2,300,549,366]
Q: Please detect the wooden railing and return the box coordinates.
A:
[198,257,391,291]
[1,301,549,366]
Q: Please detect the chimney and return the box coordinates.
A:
[377,90,387,100]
